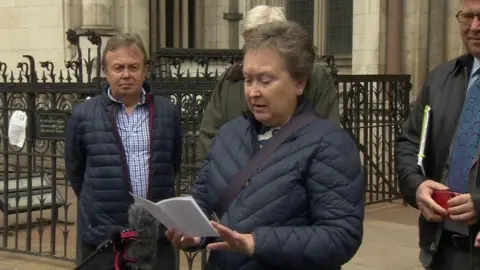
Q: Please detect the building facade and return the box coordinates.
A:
[0,0,466,96]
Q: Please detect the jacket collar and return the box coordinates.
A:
[454,53,474,74]
[108,88,147,105]
[102,82,152,106]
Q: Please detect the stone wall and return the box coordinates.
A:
[351,0,466,99]
[0,0,150,79]
[0,0,464,88]
[352,0,387,74]
[0,1,350,75]
[0,0,75,75]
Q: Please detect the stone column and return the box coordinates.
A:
[203,0,229,48]
[81,0,114,30]
[182,0,190,48]
[351,0,387,74]
[386,0,404,74]
[195,0,205,48]
[224,0,243,49]
[313,0,327,56]
[427,0,447,70]
[405,0,429,97]
[114,0,150,52]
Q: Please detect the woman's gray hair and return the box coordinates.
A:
[243,5,287,33]
[101,33,148,71]
[243,20,315,81]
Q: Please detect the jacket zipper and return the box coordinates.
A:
[146,95,154,200]
[245,126,297,188]
[109,105,133,192]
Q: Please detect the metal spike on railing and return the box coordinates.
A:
[66,69,73,83]
[17,69,23,83]
[9,70,14,83]
[41,70,47,83]
[58,70,64,83]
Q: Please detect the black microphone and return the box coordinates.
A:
[124,202,161,270]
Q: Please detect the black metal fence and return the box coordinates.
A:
[0,30,411,267]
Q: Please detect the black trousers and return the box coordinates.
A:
[78,240,176,270]
[428,233,480,270]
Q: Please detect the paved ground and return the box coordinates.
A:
[344,202,422,270]
[0,200,423,270]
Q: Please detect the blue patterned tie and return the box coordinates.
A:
[445,77,480,193]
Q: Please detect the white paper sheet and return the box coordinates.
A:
[8,110,27,148]
[132,194,219,237]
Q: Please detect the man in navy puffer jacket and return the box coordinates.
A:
[65,33,181,270]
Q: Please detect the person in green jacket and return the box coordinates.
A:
[196,5,340,161]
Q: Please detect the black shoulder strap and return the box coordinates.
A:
[214,112,319,218]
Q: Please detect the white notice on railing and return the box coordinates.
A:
[8,110,27,148]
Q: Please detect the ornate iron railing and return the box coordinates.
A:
[0,29,411,268]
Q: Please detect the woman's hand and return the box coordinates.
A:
[207,221,255,257]
[165,228,201,249]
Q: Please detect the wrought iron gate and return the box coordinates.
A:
[0,30,411,267]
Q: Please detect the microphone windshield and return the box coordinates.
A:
[125,202,160,270]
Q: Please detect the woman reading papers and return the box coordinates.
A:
[165,21,365,270]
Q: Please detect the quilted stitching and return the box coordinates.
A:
[192,117,365,270]
[65,94,180,246]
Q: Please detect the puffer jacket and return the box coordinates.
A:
[64,83,182,246]
[191,100,365,270]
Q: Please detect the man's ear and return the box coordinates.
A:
[144,64,150,79]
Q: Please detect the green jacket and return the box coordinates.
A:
[196,61,340,161]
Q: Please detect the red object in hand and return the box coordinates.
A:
[432,190,459,210]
